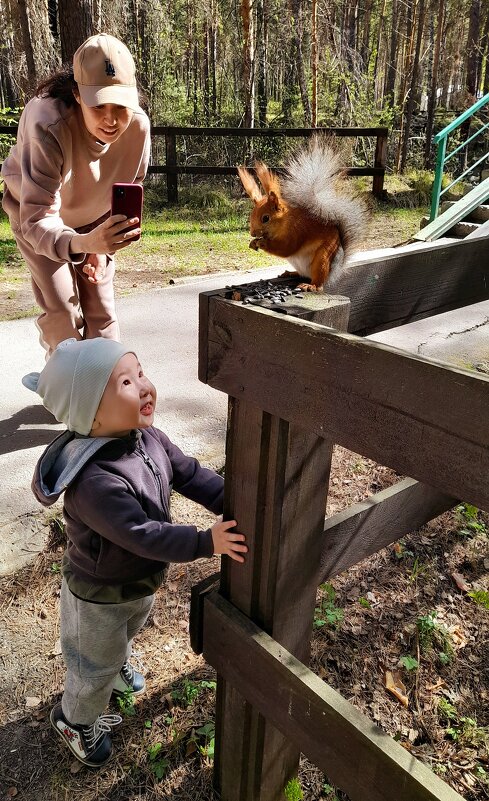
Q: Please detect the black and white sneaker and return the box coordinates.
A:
[112,661,146,697]
[50,703,121,767]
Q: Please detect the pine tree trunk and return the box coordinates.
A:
[17,0,37,90]
[400,0,426,172]
[241,0,255,128]
[58,0,94,63]
[311,0,318,126]
[466,0,481,98]
[384,0,399,107]
[256,0,268,127]
[424,0,444,166]
[289,0,311,125]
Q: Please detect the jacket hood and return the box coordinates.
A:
[32,430,135,506]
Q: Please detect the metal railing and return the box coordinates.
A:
[430,92,489,221]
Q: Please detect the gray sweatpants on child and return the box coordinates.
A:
[60,579,154,725]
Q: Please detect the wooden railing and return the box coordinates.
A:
[0,125,388,202]
[193,235,489,801]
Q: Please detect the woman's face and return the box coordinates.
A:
[75,95,134,144]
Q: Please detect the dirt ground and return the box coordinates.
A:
[0,447,488,801]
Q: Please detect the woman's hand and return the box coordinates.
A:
[211,519,247,563]
[70,214,140,256]
[82,254,107,284]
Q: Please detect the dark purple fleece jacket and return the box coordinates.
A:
[33,427,224,586]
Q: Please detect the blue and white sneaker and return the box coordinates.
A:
[50,703,121,767]
[112,661,146,697]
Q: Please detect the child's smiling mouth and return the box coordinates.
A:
[140,402,153,416]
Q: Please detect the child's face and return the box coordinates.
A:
[91,353,156,437]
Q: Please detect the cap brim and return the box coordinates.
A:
[77,84,142,113]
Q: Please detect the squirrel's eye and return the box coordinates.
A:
[261,214,270,224]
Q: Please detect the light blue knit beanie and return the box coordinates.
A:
[22,338,133,435]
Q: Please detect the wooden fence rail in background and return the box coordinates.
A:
[0,125,388,202]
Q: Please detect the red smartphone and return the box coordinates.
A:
[111,183,143,242]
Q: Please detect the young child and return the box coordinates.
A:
[23,337,247,767]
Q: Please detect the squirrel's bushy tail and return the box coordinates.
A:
[281,136,370,257]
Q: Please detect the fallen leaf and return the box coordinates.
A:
[451,572,471,592]
[186,738,198,756]
[178,619,188,631]
[448,624,467,649]
[70,761,83,774]
[49,639,62,656]
[426,678,446,692]
[384,670,409,707]
[6,788,18,798]
[25,697,41,708]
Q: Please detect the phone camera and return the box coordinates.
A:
[115,187,125,198]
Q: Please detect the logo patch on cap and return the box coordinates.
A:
[105,60,116,77]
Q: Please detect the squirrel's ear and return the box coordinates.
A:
[237,166,262,204]
[268,190,282,211]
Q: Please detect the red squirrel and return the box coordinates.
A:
[238,138,369,292]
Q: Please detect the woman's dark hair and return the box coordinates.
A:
[35,65,78,107]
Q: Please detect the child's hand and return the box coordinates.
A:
[211,519,247,563]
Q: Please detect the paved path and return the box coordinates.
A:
[0,266,283,575]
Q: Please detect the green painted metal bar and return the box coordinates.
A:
[430,136,447,221]
[433,92,489,143]
[445,122,489,161]
[440,151,489,197]
[430,93,489,221]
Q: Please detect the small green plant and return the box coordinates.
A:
[358,596,371,608]
[416,612,453,661]
[408,556,430,583]
[455,504,487,537]
[468,589,489,609]
[437,699,488,746]
[50,562,61,573]
[116,688,136,716]
[284,777,303,801]
[314,583,344,629]
[195,722,216,759]
[399,655,419,671]
[171,678,215,708]
[322,782,340,800]
[438,698,458,721]
[416,611,438,650]
[147,742,169,781]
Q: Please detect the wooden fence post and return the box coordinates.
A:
[165,127,178,203]
[373,132,387,196]
[212,297,350,801]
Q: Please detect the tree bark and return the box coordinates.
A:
[241,0,255,127]
[58,0,94,63]
[400,0,426,172]
[424,0,444,166]
[466,0,481,98]
[311,0,318,126]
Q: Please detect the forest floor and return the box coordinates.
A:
[1,180,488,800]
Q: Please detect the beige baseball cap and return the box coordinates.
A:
[73,33,141,112]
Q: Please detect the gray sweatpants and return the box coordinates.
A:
[60,579,154,725]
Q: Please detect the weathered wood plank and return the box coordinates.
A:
[189,572,220,654]
[204,592,465,801]
[204,297,489,510]
[337,237,489,335]
[213,297,350,801]
[321,479,456,580]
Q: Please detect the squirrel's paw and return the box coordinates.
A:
[297,282,323,293]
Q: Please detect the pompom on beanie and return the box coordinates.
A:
[22,338,133,436]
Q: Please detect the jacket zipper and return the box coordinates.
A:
[135,444,171,521]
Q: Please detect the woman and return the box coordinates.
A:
[1,33,151,356]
